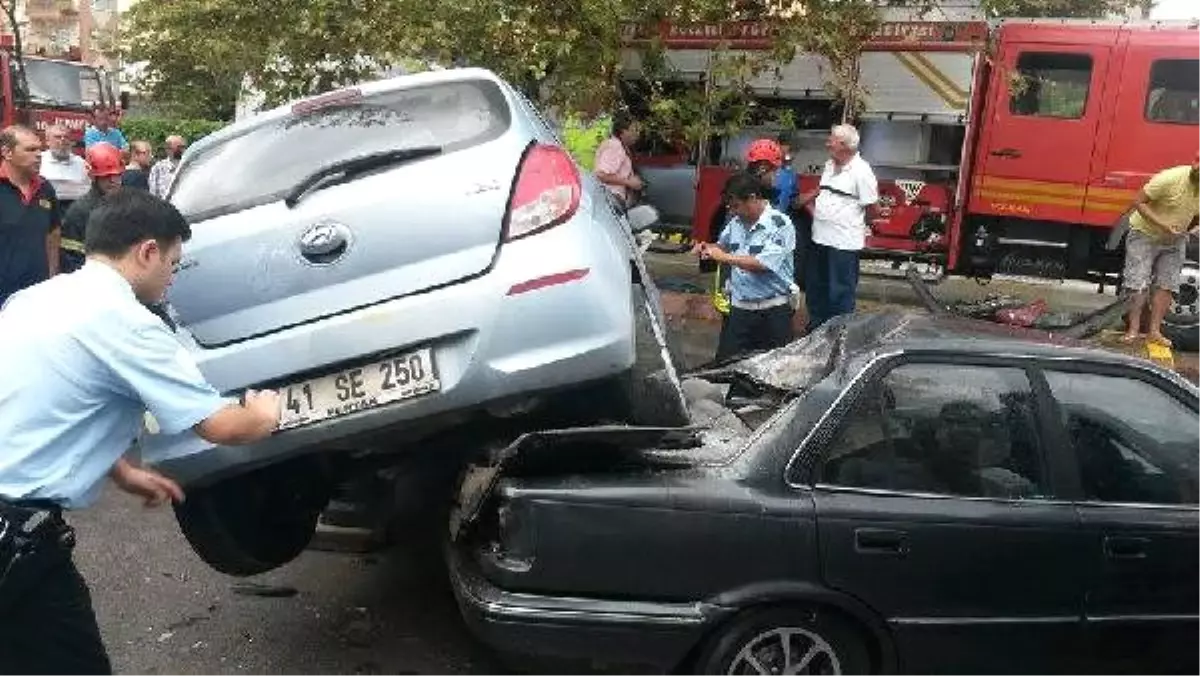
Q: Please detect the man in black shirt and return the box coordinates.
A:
[0,125,60,308]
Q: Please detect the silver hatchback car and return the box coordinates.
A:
[143,68,686,575]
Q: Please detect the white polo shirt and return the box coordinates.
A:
[39,150,90,201]
[811,154,879,251]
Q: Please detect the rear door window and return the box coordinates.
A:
[170,79,512,221]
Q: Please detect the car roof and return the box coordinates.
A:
[715,310,1194,396]
[842,311,1187,379]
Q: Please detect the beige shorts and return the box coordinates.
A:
[1123,229,1185,292]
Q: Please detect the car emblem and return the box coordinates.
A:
[298,221,352,262]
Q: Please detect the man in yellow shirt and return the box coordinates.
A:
[1122,155,1199,347]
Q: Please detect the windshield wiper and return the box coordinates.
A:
[283,146,443,208]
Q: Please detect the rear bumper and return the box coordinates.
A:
[143,207,641,486]
[447,545,723,670]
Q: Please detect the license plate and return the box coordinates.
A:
[277,348,440,430]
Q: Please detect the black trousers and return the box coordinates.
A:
[0,507,111,675]
[715,304,794,362]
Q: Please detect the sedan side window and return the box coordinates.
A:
[820,364,1046,500]
[1044,371,1198,506]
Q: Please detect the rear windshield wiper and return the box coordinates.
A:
[283,146,443,208]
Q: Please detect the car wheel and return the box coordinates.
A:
[174,456,332,576]
[1163,273,1198,352]
[620,283,690,427]
[695,606,873,675]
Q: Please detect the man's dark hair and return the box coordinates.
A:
[85,189,192,257]
[612,112,636,137]
[724,171,769,201]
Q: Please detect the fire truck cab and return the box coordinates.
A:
[967,20,1198,282]
[0,35,119,146]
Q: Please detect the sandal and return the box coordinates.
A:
[1118,333,1140,345]
[1146,334,1173,348]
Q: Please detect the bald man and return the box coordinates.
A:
[148,135,185,198]
[122,140,153,191]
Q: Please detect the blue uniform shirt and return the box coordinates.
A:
[0,262,227,508]
[718,206,796,303]
[83,126,128,150]
[774,166,798,213]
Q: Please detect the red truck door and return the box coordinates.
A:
[1086,27,1198,224]
[973,31,1114,223]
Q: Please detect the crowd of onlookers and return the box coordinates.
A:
[0,106,190,306]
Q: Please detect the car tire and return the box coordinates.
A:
[174,457,332,576]
[694,606,873,675]
[1164,272,1199,353]
[621,282,690,427]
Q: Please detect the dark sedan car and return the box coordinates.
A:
[448,312,1199,674]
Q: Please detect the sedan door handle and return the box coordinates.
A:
[1103,536,1149,560]
[855,528,909,555]
[990,148,1023,158]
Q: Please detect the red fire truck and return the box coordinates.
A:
[0,34,121,145]
[622,18,1198,331]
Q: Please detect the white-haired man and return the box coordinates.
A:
[795,124,878,331]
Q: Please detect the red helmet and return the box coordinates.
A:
[86,142,124,178]
[745,139,784,169]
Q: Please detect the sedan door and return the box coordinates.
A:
[806,358,1088,673]
[1040,367,1199,674]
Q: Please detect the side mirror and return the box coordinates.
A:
[119,90,131,110]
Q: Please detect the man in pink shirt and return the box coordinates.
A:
[593,113,642,210]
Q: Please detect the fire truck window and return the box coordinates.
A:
[1145,59,1199,125]
[1009,52,1092,120]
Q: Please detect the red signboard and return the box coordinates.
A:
[620,20,988,51]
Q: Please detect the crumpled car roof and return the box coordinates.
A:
[700,310,1164,394]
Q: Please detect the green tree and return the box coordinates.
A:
[121,0,258,120]
[979,0,1139,16]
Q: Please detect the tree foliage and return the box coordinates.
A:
[122,0,1143,126]
[120,117,226,152]
[979,0,1138,17]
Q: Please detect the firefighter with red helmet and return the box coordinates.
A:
[60,143,124,273]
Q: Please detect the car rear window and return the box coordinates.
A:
[170,79,512,221]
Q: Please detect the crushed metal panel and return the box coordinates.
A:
[715,312,919,392]
[449,426,697,540]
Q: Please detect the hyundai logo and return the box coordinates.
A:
[298,221,352,262]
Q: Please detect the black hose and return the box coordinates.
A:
[905,267,950,316]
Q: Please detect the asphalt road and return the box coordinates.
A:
[73,487,499,675]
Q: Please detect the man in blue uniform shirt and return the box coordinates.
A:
[0,190,282,674]
[695,171,797,361]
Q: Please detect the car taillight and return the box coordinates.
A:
[503,143,581,242]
